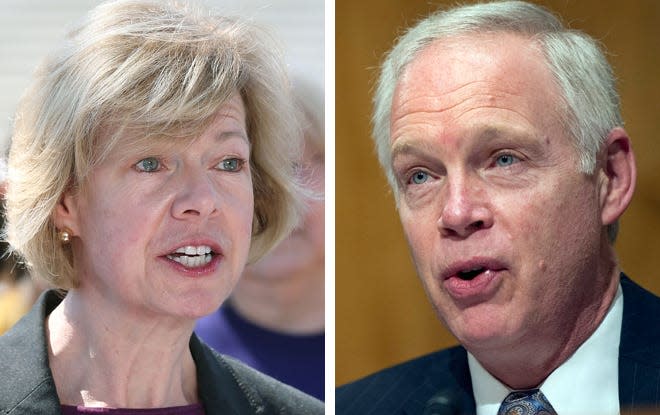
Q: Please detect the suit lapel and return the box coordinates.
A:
[618,274,660,408]
[401,347,476,415]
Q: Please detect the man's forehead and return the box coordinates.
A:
[390,32,562,132]
[387,31,572,161]
[396,32,548,97]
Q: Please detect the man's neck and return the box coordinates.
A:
[472,267,621,389]
[469,282,623,415]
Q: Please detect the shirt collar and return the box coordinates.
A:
[469,283,623,415]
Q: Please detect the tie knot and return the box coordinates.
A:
[497,389,557,415]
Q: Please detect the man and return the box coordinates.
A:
[336,1,660,414]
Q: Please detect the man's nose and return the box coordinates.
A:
[170,169,219,220]
[437,176,493,239]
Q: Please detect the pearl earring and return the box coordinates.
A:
[58,227,73,244]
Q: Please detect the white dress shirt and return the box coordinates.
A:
[468,284,623,415]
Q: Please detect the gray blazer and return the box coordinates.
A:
[0,291,324,415]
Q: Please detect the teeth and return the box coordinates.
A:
[174,245,212,255]
[168,245,214,268]
[167,253,213,268]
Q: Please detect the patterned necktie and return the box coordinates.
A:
[497,389,557,415]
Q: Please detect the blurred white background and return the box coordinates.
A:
[0,0,324,155]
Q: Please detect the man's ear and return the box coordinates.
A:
[52,188,81,235]
[598,127,636,226]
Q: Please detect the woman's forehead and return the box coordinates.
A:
[96,94,249,157]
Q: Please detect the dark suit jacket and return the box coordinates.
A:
[0,291,324,415]
[337,275,660,414]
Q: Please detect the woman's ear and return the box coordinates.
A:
[52,188,81,235]
[598,127,636,226]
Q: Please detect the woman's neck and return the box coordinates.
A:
[46,289,198,408]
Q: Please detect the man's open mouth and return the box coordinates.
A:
[457,267,486,281]
[442,258,508,283]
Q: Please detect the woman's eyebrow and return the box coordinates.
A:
[216,130,249,143]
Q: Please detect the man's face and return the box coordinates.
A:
[389,33,611,354]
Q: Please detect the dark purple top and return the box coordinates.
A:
[195,303,324,400]
[60,404,205,415]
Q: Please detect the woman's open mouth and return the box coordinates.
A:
[166,245,216,268]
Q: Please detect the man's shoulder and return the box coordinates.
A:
[336,346,473,415]
[337,346,465,392]
[620,275,660,364]
[619,275,660,408]
[191,335,324,415]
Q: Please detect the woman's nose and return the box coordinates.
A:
[170,169,220,220]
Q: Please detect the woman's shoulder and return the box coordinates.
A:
[219,353,325,413]
[190,334,324,415]
[0,290,62,414]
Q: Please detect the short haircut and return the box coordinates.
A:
[372,0,621,240]
[5,0,304,289]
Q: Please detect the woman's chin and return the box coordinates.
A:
[159,292,228,322]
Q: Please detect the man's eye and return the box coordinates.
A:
[409,170,429,185]
[217,158,244,172]
[135,157,161,172]
[495,154,520,167]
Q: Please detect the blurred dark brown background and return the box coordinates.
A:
[336,0,660,386]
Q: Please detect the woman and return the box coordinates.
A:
[0,1,323,414]
[196,79,325,400]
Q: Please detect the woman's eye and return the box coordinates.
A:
[217,158,244,172]
[495,153,520,167]
[409,170,429,185]
[135,157,161,172]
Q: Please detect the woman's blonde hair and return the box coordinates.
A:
[5,0,304,289]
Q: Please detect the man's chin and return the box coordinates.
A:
[445,307,519,350]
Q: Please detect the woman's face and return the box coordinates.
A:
[57,95,254,320]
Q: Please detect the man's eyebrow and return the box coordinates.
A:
[390,126,542,165]
[391,139,438,162]
[475,126,538,144]
[479,127,504,141]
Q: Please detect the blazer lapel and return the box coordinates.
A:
[0,291,63,415]
[190,334,264,415]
